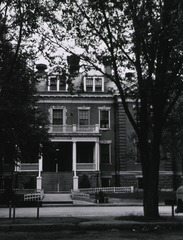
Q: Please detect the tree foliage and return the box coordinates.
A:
[42,0,183,217]
[0,0,51,175]
[162,98,183,175]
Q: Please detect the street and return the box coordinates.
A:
[1,204,183,240]
[1,229,183,240]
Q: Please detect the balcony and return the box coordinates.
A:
[49,124,100,135]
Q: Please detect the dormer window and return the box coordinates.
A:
[49,76,57,91]
[86,78,93,92]
[59,78,66,91]
[48,75,67,91]
[83,76,104,92]
[95,77,102,92]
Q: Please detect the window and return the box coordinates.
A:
[59,78,66,91]
[95,77,102,92]
[100,110,110,129]
[48,76,67,91]
[49,77,57,91]
[86,77,93,92]
[100,144,111,164]
[78,109,89,125]
[84,77,104,92]
[53,109,63,125]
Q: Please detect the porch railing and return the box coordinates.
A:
[49,124,100,134]
[16,163,39,172]
[76,163,96,171]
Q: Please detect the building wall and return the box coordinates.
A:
[12,66,183,191]
[37,70,118,190]
[115,97,183,190]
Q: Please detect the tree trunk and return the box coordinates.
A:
[140,134,161,218]
[143,162,160,218]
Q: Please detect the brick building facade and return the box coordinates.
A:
[2,61,182,192]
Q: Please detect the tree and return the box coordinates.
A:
[162,98,183,190]
[42,0,183,218]
[0,0,51,185]
[0,29,49,176]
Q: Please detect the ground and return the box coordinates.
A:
[0,230,183,240]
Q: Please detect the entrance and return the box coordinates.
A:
[43,142,72,172]
[77,142,94,163]
[42,142,73,192]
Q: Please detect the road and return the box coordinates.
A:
[1,204,183,239]
[0,229,183,240]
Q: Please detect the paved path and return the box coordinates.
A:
[43,193,73,203]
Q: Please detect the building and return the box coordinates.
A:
[2,59,181,193]
[35,61,120,192]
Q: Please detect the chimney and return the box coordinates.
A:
[36,64,47,91]
[67,55,80,74]
[103,56,111,76]
[125,72,134,81]
[36,64,47,78]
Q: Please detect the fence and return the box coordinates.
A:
[71,191,90,201]
[24,190,44,201]
[79,186,134,194]
[0,188,36,194]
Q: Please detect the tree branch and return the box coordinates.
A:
[101,2,139,135]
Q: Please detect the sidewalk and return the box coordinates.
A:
[1,201,183,232]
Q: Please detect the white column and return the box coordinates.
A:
[73,176,78,190]
[72,141,78,190]
[72,141,77,175]
[38,155,43,177]
[36,176,42,192]
[37,154,43,192]
[95,141,100,171]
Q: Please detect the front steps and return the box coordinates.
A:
[42,193,73,205]
[42,172,73,192]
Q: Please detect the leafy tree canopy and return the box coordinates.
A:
[40,0,183,218]
[0,1,51,169]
